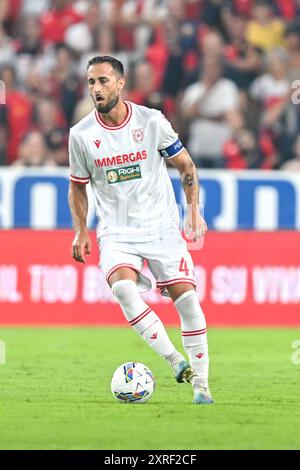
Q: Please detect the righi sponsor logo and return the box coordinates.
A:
[95,150,147,168]
[106,165,142,184]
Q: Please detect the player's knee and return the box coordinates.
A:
[174,289,197,305]
[175,289,206,321]
[111,279,138,306]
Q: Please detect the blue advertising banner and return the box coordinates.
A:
[0,168,299,230]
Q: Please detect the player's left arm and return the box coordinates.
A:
[168,148,207,240]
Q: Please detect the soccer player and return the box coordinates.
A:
[68,56,213,404]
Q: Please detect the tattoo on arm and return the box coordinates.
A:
[183,173,195,187]
[182,157,197,187]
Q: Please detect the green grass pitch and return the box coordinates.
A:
[0,326,300,450]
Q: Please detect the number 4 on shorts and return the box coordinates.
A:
[179,257,189,276]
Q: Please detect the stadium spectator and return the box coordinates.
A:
[21,0,49,17]
[126,60,176,122]
[0,0,299,169]
[1,0,22,35]
[0,64,33,164]
[283,22,300,81]
[64,0,100,54]
[71,0,118,25]
[45,43,80,126]
[12,130,51,166]
[246,0,285,51]
[0,25,16,66]
[46,127,69,165]
[160,9,202,95]
[158,16,185,98]
[274,0,300,21]
[14,16,43,84]
[24,66,47,106]
[223,127,277,168]
[180,55,243,168]
[225,0,254,18]
[127,61,156,105]
[146,5,202,93]
[201,0,225,31]
[0,0,9,24]
[118,0,169,57]
[79,24,131,78]
[40,0,83,45]
[222,10,263,91]
[34,98,68,153]
[145,26,171,91]
[15,16,42,57]
[71,87,94,124]
[201,30,224,58]
[250,48,290,115]
[249,47,299,165]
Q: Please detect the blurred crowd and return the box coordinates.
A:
[1,0,300,170]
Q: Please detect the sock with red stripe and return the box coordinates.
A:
[174,290,209,388]
[111,280,179,359]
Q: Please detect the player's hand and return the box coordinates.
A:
[72,229,92,263]
[184,210,208,241]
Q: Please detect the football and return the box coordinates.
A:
[111,362,155,403]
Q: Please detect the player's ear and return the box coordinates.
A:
[118,76,126,91]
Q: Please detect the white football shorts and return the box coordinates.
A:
[99,229,196,297]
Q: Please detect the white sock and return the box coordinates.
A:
[112,280,178,359]
[175,290,209,388]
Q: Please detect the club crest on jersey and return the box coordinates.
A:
[94,139,101,148]
[132,128,144,144]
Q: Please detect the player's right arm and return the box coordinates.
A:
[68,182,92,263]
[68,129,92,263]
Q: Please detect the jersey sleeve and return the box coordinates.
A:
[69,129,90,184]
[157,112,184,159]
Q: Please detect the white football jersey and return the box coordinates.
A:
[69,101,184,242]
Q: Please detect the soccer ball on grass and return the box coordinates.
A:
[111,362,155,403]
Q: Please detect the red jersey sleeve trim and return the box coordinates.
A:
[70,174,90,184]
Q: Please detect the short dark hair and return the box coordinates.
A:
[87,55,124,77]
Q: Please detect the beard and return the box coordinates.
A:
[95,95,119,114]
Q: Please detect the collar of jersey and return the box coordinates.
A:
[95,101,132,130]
